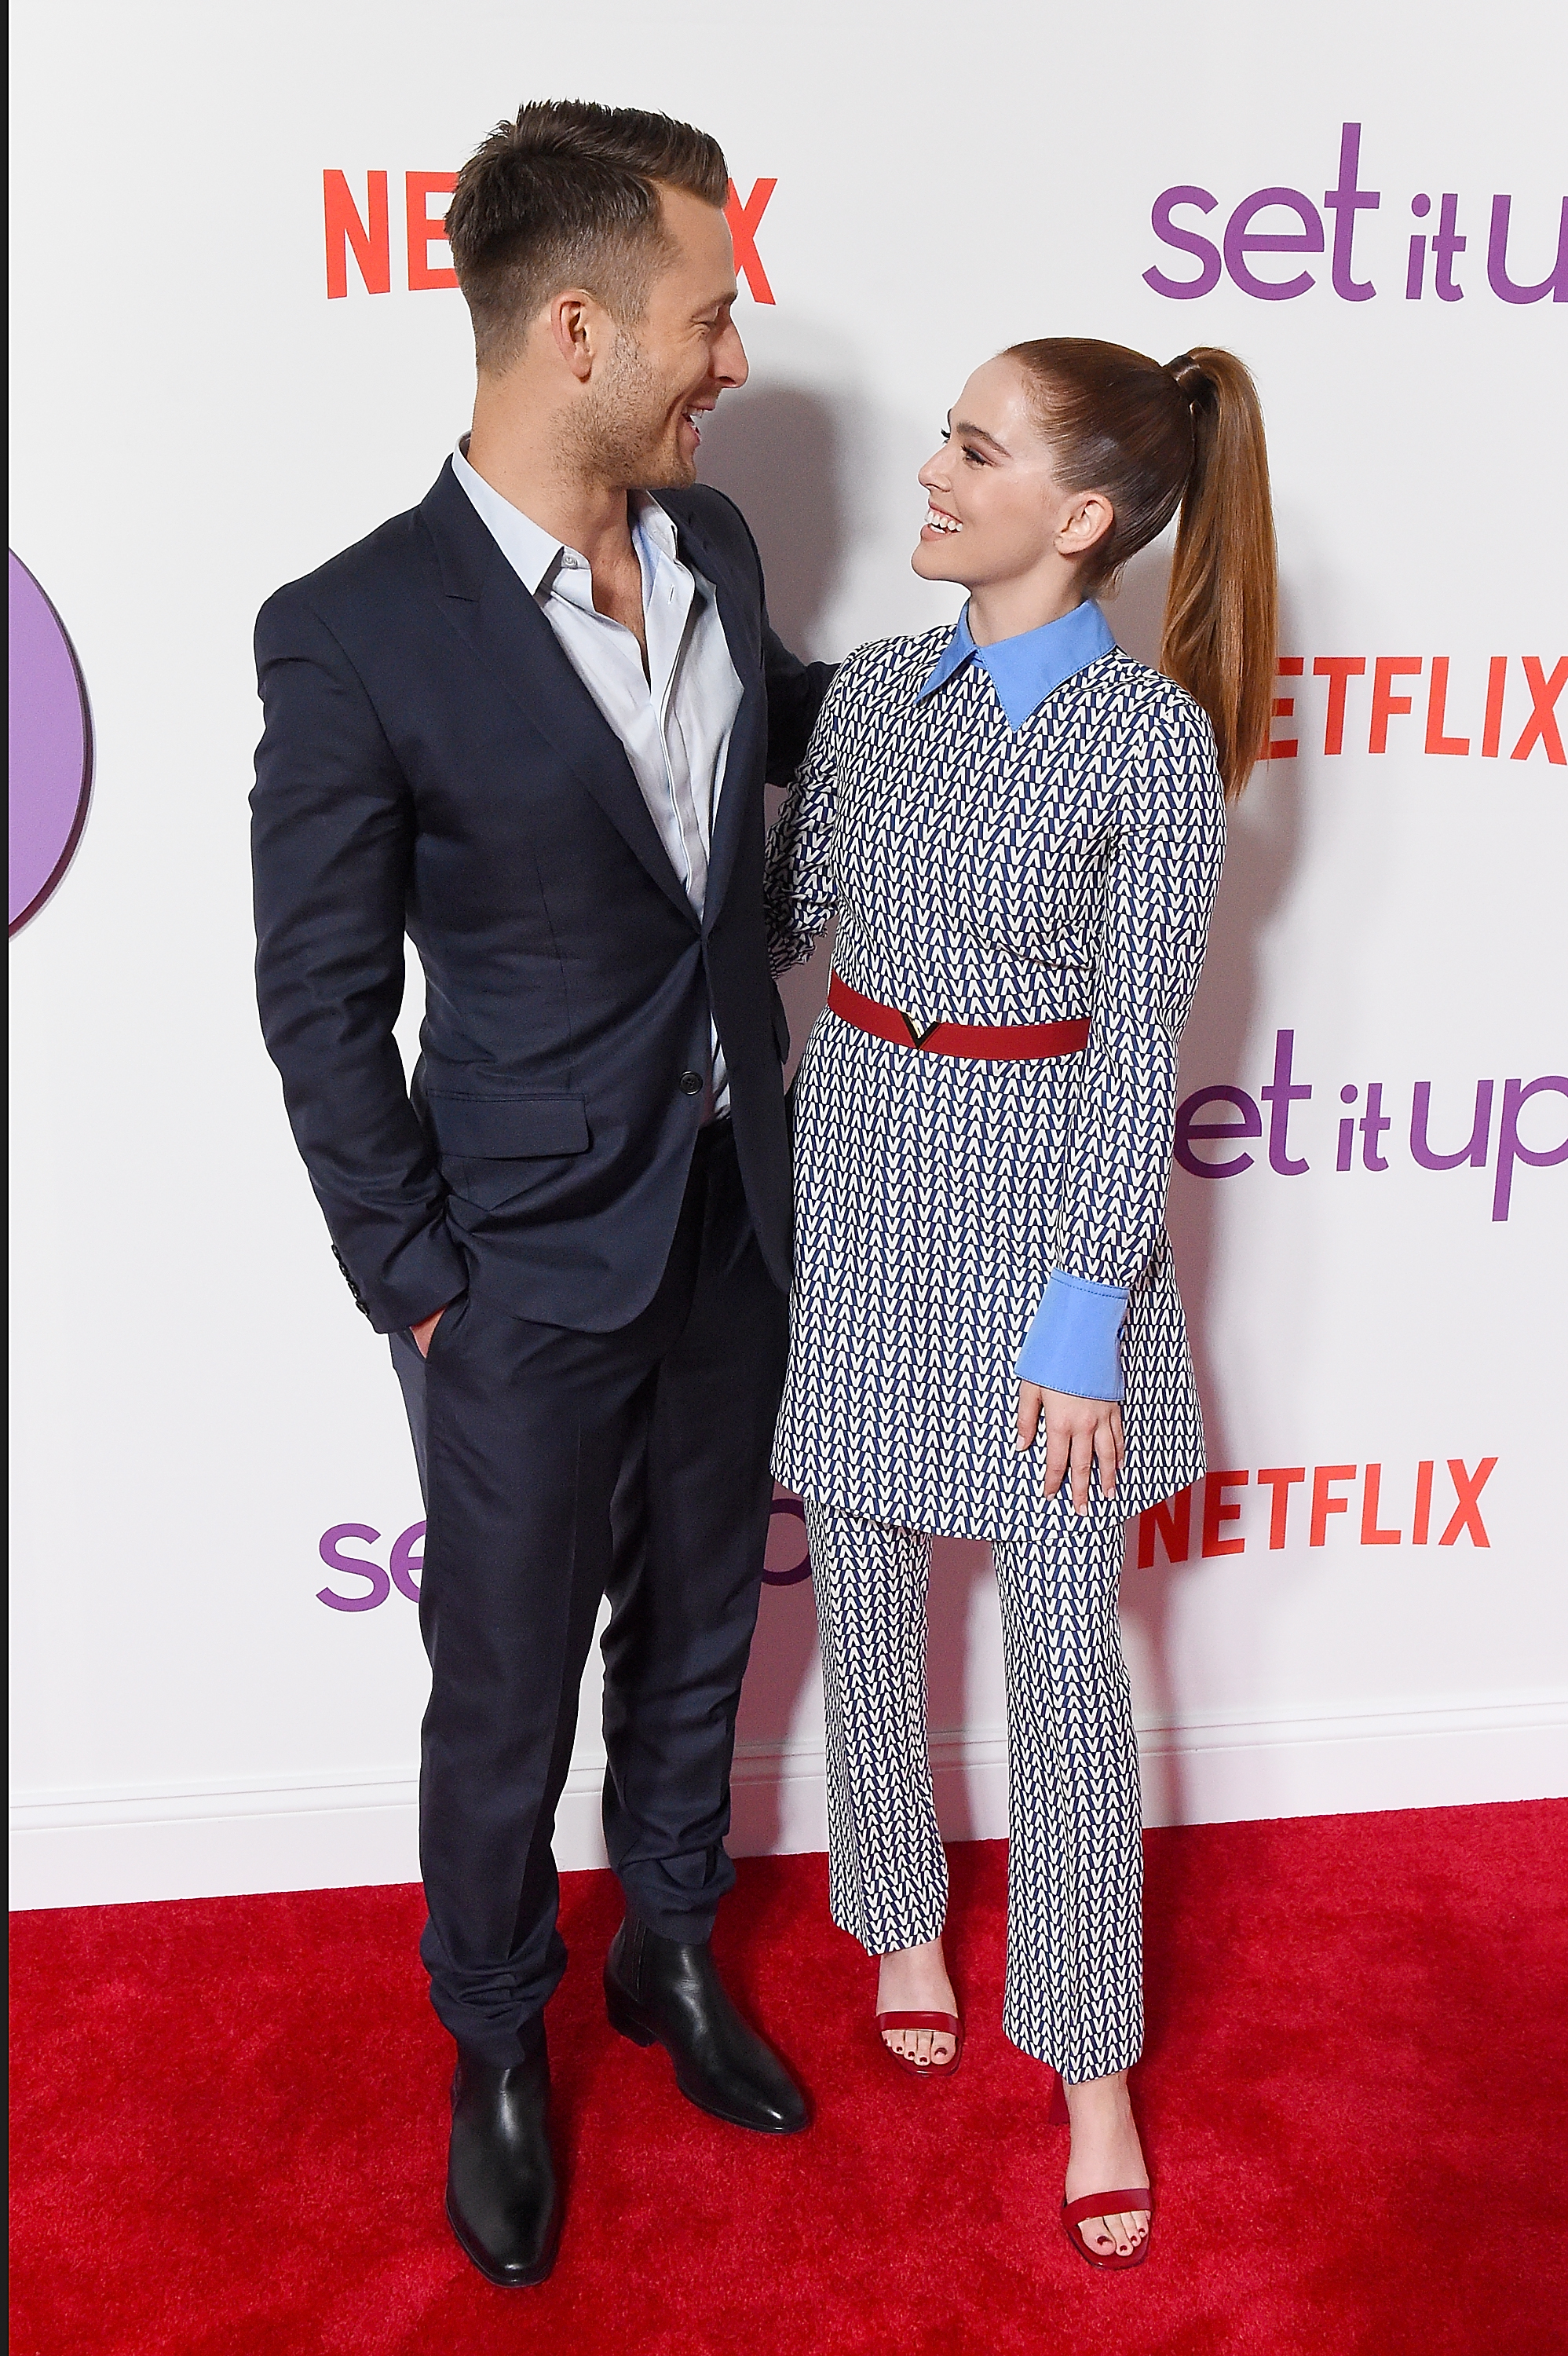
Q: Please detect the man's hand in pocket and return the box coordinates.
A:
[411,1304,449,1358]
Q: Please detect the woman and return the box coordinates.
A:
[765,339,1274,2268]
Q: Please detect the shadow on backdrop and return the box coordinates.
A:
[1106,545,1305,2038]
[699,382,847,660]
[711,385,849,1849]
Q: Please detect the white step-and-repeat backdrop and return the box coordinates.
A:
[11,0,1566,1906]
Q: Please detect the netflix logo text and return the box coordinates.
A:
[322,171,778,303]
[1136,1455,1497,1568]
[1266,653,1565,766]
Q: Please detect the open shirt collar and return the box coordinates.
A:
[452,437,678,600]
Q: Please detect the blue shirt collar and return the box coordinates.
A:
[919,598,1116,730]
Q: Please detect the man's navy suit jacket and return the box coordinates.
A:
[251,461,834,1335]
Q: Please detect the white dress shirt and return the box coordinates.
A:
[452,440,742,1117]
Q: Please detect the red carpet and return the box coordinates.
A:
[9,1802,1566,2355]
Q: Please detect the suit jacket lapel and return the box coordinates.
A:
[657,498,766,935]
[419,464,697,927]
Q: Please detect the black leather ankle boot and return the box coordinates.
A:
[445,2038,561,2288]
[605,1912,808,2135]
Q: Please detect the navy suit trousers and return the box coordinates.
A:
[390,1121,788,2066]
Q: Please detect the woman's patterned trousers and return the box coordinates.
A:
[804,1487,1143,2083]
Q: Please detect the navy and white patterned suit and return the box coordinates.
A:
[763,602,1225,2080]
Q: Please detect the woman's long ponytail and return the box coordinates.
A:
[1007,337,1277,799]
[1158,349,1277,799]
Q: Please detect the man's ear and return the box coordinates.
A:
[1056,491,1114,560]
[543,290,608,383]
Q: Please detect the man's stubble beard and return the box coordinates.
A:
[564,325,696,493]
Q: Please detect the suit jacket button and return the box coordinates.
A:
[678,1069,704,1096]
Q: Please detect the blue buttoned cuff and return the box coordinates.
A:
[1014,1271,1129,1402]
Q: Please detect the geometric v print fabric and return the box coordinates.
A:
[774,624,1224,2081]
[766,627,1227,1537]
[806,1488,1145,2080]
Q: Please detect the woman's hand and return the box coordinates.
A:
[1016,1384,1124,1516]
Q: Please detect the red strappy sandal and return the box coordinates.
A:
[1060,2186,1153,2270]
[875,2009,965,2079]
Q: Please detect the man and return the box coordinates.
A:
[251,101,833,2288]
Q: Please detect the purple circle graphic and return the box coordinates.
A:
[9,551,93,934]
[762,1492,812,1586]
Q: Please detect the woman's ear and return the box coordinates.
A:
[1055,490,1114,560]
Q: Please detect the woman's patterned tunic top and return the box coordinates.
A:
[763,618,1226,1538]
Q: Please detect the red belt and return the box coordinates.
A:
[826,971,1091,1061]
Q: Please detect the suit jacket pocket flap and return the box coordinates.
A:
[427,1092,590,1158]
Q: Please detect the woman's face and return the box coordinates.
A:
[913,354,1106,593]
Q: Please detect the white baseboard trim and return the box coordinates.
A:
[11,1696,1566,1912]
